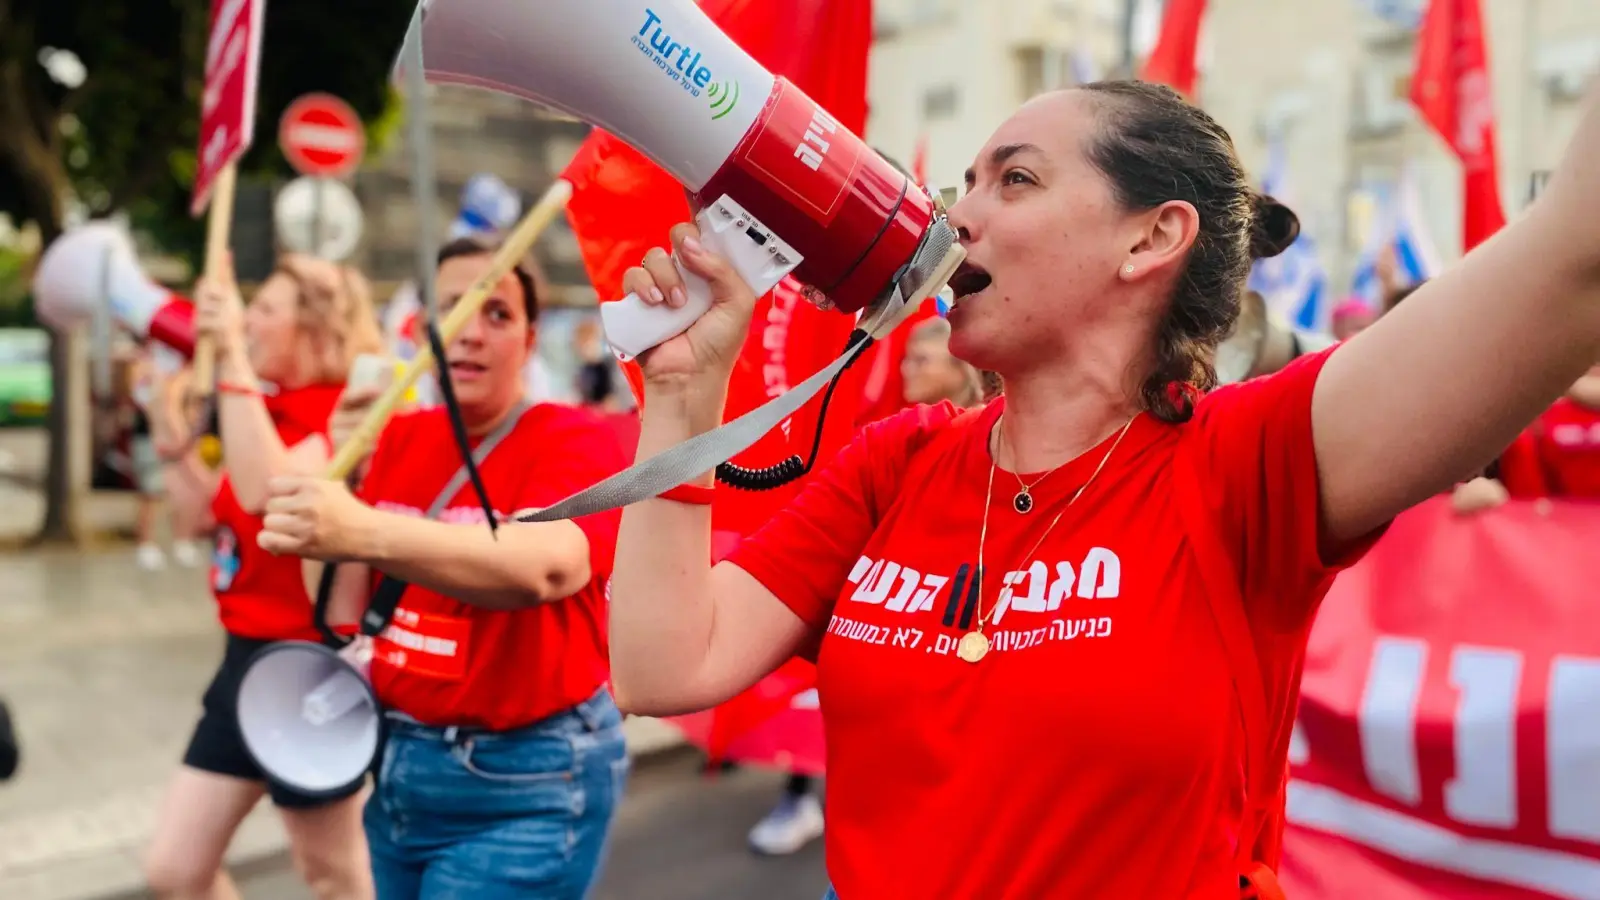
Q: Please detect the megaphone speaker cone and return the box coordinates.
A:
[33,221,196,357]
[236,641,381,798]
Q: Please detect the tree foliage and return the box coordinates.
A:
[1,0,412,262]
[0,0,413,543]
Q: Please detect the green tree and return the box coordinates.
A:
[0,0,412,543]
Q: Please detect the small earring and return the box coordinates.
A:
[1122,264,1135,276]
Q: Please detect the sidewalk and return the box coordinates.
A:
[0,545,685,900]
[0,427,142,548]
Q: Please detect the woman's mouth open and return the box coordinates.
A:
[947,262,992,308]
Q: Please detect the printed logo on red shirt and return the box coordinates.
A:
[375,607,472,682]
[830,549,1123,659]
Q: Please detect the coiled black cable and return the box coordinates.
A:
[715,328,875,492]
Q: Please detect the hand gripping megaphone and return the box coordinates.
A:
[33,221,196,357]
[409,0,962,359]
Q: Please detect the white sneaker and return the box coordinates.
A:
[171,540,204,568]
[136,543,167,571]
[748,792,824,856]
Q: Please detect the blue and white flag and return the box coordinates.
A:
[1349,167,1442,306]
[1247,139,1331,333]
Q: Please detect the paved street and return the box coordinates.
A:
[0,508,828,900]
[201,751,828,900]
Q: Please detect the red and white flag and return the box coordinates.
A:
[1410,0,1506,251]
[191,0,265,215]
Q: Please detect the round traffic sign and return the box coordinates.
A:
[278,93,365,178]
[274,176,364,262]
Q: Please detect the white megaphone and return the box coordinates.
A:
[1215,290,1339,384]
[233,353,397,796]
[33,221,196,357]
[236,637,381,797]
[406,0,959,358]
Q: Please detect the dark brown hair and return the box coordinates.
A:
[1384,280,1425,314]
[435,236,540,321]
[1078,81,1299,422]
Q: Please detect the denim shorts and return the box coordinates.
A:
[364,689,630,900]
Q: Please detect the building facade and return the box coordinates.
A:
[861,0,1600,306]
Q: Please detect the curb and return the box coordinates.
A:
[14,721,691,900]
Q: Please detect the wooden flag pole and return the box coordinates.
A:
[193,161,239,397]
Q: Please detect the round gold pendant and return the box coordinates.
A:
[957,630,990,663]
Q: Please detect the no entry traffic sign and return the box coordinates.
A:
[278,93,365,178]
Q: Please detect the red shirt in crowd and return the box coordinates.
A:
[211,384,343,642]
[1497,397,1600,499]
[356,404,627,731]
[726,348,1380,899]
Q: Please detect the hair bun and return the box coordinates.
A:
[1248,192,1300,259]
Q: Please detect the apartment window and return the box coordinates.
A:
[923,84,960,120]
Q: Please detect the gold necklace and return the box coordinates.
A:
[957,412,1140,664]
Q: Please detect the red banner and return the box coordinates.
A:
[191,0,265,215]
[1281,497,1600,899]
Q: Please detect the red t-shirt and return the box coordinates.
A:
[211,384,342,641]
[726,348,1380,899]
[357,403,627,731]
[1497,397,1600,499]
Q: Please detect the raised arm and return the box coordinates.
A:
[1312,86,1600,543]
[195,260,316,512]
[606,228,818,717]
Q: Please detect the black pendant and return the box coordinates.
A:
[1013,490,1034,514]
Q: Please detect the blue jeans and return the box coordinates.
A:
[823,887,839,900]
[364,689,629,900]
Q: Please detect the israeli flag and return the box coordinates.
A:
[1348,168,1442,306]
[450,173,522,240]
[1247,139,1331,333]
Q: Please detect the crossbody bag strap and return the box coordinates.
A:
[356,399,532,637]
[312,401,531,644]
[1170,441,1281,889]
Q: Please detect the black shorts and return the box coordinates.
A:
[182,633,366,809]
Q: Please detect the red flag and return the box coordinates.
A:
[561,0,876,763]
[1410,0,1506,251]
[1140,0,1207,99]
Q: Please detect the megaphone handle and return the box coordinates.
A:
[599,197,801,360]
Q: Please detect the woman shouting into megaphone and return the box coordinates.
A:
[257,237,632,900]
[144,253,383,900]
[606,80,1600,900]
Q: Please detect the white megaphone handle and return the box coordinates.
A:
[300,638,373,727]
[600,195,802,360]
